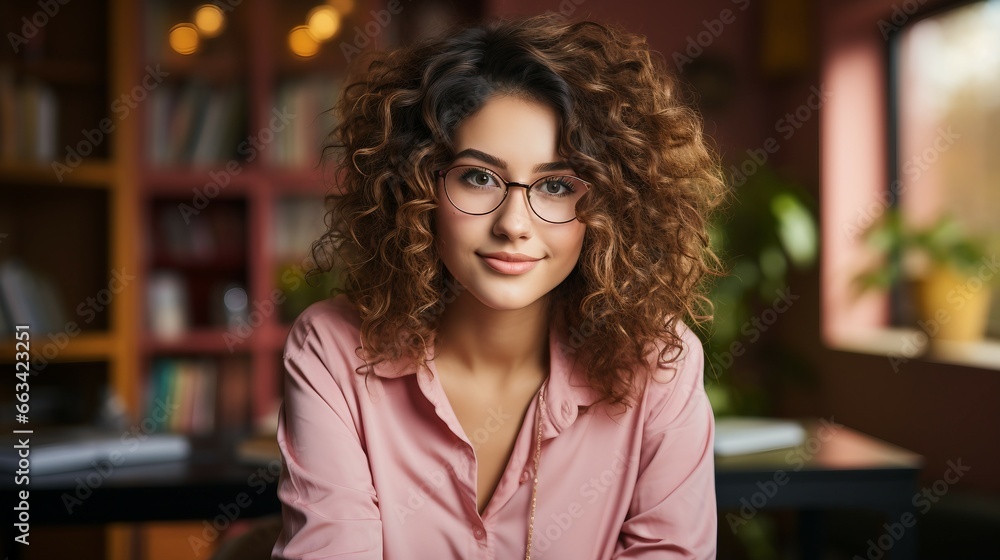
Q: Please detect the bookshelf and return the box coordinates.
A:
[2,0,483,557]
[0,0,138,434]
[133,0,357,442]
[0,0,139,558]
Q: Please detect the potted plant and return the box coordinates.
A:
[698,165,818,417]
[855,209,996,341]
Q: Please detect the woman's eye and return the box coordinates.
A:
[462,170,497,187]
[538,179,574,195]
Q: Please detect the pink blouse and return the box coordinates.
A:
[271,295,716,559]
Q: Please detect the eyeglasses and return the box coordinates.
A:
[435,165,590,224]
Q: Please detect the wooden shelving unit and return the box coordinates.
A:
[2,0,482,557]
[0,0,138,557]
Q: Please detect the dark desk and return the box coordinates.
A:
[5,435,280,526]
[2,435,281,560]
[5,421,923,558]
[716,419,924,559]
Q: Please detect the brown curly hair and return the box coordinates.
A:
[311,13,725,409]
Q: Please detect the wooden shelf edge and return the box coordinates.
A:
[0,161,116,188]
[0,331,117,363]
[143,329,259,355]
[139,166,332,195]
[142,322,293,355]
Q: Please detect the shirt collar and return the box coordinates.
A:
[367,314,604,436]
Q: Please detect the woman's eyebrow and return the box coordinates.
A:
[453,148,573,173]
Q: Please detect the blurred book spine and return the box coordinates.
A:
[0,67,58,164]
[0,258,67,336]
[268,76,341,168]
[148,81,244,166]
[145,358,235,435]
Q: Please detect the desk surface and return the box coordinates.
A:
[716,418,924,471]
[715,419,923,510]
[5,434,281,525]
[6,419,924,525]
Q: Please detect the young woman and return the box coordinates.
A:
[272,13,724,560]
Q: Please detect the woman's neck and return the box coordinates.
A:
[434,291,551,390]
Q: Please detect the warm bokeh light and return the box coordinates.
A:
[193,4,225,38]
[327,0,356,15]
[289,25,321,58]
[307,5,341,41]
[168,23,200,55]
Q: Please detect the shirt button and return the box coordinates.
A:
[474,528,485,539]
[520,470,530,483]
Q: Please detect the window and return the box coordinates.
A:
[821,0,1000,367]
[890,0,1000,336]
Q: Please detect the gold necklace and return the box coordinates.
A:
[525,379,547,560]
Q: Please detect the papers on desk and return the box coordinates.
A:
[714,417,807,456]
[2,427,191,476]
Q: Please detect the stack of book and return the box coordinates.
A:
[1,426,191,476]
[714,417,807,456]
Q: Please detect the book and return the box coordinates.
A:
[1,427,191,476]
[714,416,807,456]
[144,358,222,435]
[0,258,67,334]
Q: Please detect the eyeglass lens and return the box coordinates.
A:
[442,165,588,223]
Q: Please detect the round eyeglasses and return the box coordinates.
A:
[436,165,590,224]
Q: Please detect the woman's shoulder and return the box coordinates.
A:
[283,294,363,359]
[638,320,707,417]
[649,320,704,381]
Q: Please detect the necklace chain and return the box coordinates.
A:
[525,379,546,560]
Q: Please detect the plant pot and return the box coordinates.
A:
[912,265,993,341]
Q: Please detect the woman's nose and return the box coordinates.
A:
[492,185,534,239]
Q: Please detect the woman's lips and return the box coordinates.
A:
[479,255,539,274]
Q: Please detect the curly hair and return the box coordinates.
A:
[311,13,725,409]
